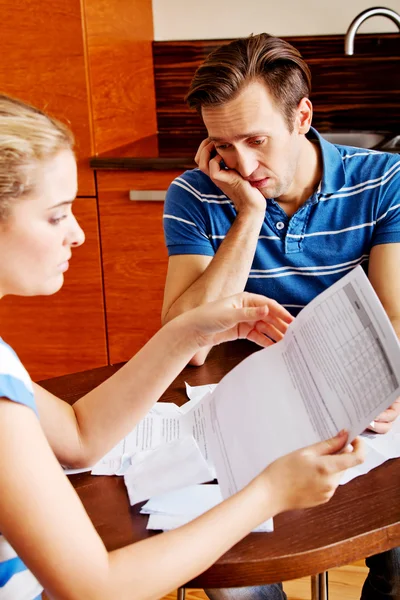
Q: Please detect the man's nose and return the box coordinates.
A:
[235,149,258,179]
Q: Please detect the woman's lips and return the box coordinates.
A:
[58,261,69,273]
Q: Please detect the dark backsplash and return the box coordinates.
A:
[153,34,400,156]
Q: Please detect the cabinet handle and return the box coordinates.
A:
[129,190,166,201]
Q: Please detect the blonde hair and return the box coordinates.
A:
[0,95,74,219]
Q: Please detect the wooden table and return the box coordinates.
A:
[39,340,400,599]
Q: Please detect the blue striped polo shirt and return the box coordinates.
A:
[0,339,43,600]
[163,127,400,314]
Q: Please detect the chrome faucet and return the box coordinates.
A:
[345,6,400,55]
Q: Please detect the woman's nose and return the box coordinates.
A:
[69,216,85,247]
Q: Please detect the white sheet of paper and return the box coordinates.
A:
[142,484,273,532]
[184,382,217,405]
[63,466,92,475]
[91,402,182,475]
[340,416,400,484]
[146,513,273,533]
[203,266,400,498]
[184,382,400,489]
[141,483,223,515]
[124,436,214,505]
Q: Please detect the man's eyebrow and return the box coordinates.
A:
[209,132,269,143]
[47,200,75,210]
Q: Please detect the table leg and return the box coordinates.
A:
[177,587,186,600]
[311,572,329,600]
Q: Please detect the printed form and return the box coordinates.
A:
[197,266,400,498]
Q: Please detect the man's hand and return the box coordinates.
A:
[195,139,266,215]
[367,398,400,434]
[176,291,294,352]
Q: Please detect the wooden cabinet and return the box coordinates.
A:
[97,170,181,363]
[0,0,157,376]
[0,0,95,196]
[0,0,156,195]
[0,199,107,381]
[82,0,157,154]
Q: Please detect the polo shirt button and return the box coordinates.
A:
[276,221,285,230]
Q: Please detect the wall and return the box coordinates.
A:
[152,0,400,40]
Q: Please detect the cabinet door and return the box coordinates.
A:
[0,0,94,195]
[0,198,107,381]
[97,170,181,364]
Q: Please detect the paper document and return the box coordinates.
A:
[124,436,213,505]
[184,382,217,404]
[90,402,182,475]
[202,266,400,498]
[340,416,400,484]
[184,383,400,486]
[141,484,273,533]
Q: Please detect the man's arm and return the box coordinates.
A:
[162,140,267,365]
[368,242,400,432]
[162,210,265,364]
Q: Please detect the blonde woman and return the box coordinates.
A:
[0,95,364,600]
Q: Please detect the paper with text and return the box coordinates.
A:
[91,402,182,475]
[204,266,400,498]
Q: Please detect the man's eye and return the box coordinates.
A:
[251,139,265,146]
[216,144,231,150]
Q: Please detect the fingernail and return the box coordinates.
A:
[337,428,346,437]
[369,421,376,430]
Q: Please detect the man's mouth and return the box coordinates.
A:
[249,177,270,188]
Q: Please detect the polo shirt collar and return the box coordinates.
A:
[307,126,346,195]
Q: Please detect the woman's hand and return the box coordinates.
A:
[255,431,365,515]
[178,292,294,350]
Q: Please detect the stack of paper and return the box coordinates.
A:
[140,484,273,532]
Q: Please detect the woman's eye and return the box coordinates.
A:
[49,215,67,226]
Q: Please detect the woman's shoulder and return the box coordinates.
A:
[0,338,36,413]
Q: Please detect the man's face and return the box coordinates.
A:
[202,80,305,200]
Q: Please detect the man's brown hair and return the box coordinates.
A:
[186,33,311,131]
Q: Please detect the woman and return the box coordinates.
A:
[0,94,364,600]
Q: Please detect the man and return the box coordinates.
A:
[162,33,400,600]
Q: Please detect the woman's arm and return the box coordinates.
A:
[0,397,363,600]
[35,293,294,468]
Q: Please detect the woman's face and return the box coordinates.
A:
[0,149,84,297]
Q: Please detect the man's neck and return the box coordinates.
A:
[277,137,323,218]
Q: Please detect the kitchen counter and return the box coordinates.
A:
[90,131,400,171]
[90,133,200,171]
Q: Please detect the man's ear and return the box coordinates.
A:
[295,97,313,134]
